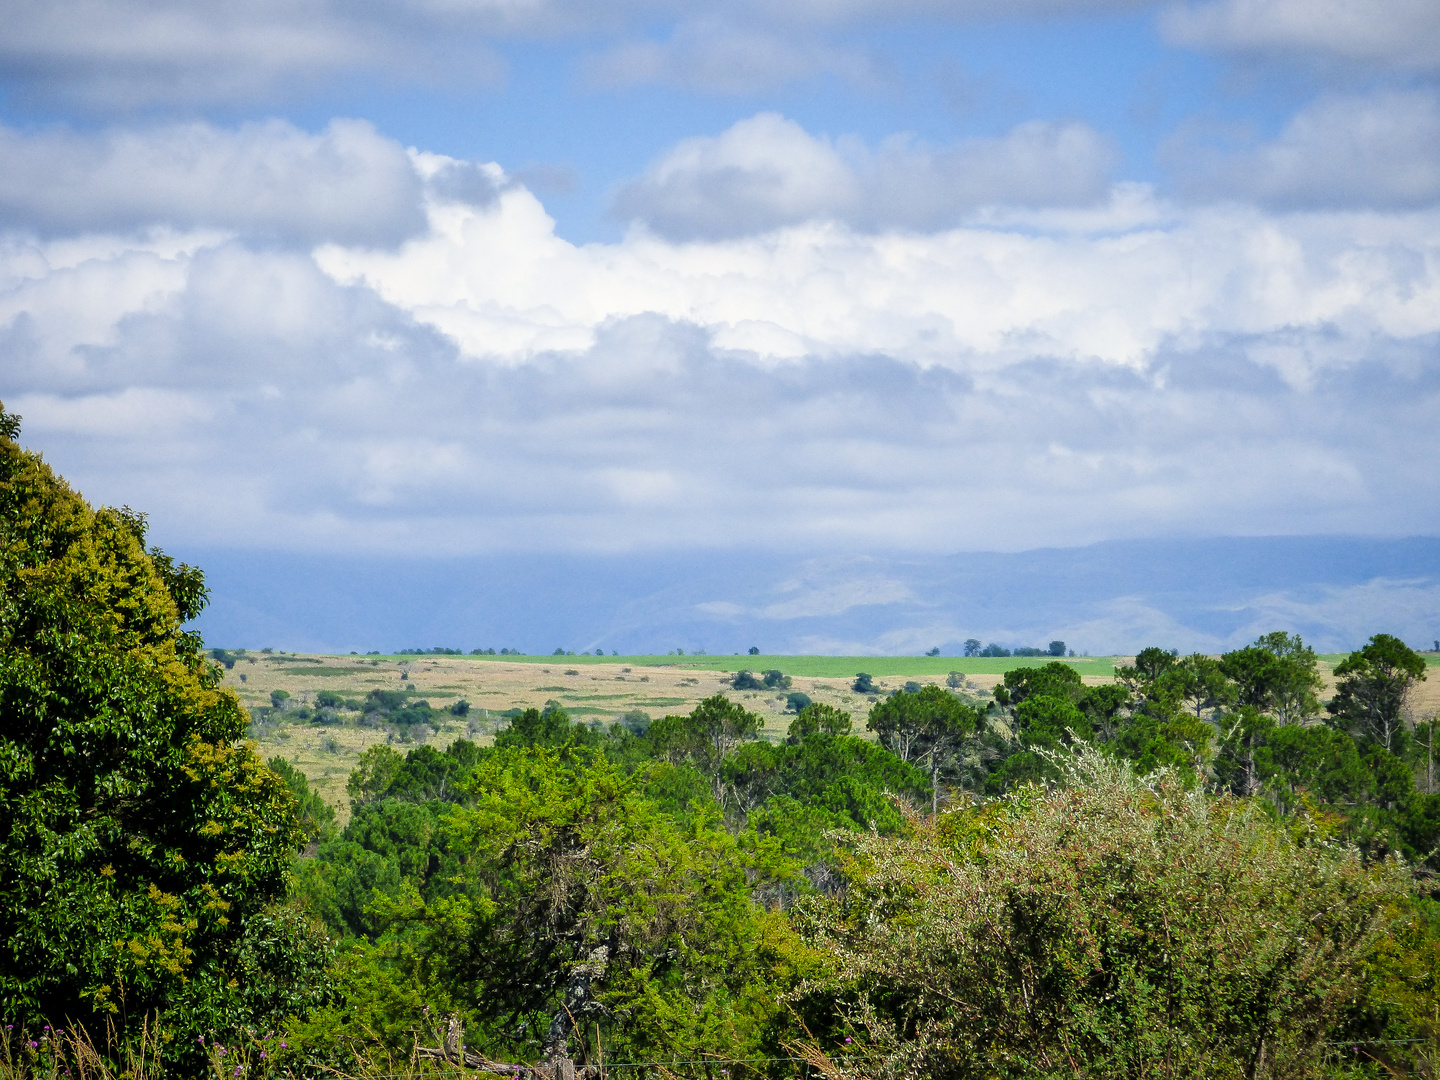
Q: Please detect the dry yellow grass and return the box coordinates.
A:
[229,651,1440,826]
[224,653,988,823]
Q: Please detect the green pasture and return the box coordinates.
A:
[342,652,1121,678]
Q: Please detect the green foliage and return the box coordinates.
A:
[494,702,599,750]
[1329,633,1428,753]
[1220,631,1323,723]
[298,747,807,1067]
[732,669,764,690]
[726,733,929,833]
[794,749,1412,1080]
[647,694,763,776]
[268,757,337,843]
[788,702,853,741]
[0,404,311,1055]
[866,685,980,767]
[1001,660,1084,706]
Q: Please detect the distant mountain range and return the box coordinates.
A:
[185,535,1440,657]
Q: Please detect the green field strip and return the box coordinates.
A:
[332,653,1122,677]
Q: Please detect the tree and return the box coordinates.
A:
[748,646,760,655]
[1047,640,1066,657]
[787,702,853,742]
[853,672,876,693]
[270,757,338,843]
[1001,661,1084,706]
[1166,653,1233,718]
[494,703,597,750]
[314,748,796,1071]
[926,647,941,657]
[785,691,813,713]
[732,669,764,690]
[1220,632,1322,724]
[1115,646,1178,691]
[0,404,307,1054]
[963,639,981,657]
[867,686,982,813]
[1328,634,1428,753]
[348,745,407,808]
[647,695,764,800]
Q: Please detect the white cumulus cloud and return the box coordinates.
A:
[610,113,1118,239]
[1168,91,1440,209]
[1,135,1438,559]
[0,119,448,245]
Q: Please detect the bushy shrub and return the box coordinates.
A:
[793,748,1409,1080]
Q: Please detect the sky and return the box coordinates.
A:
[2,0,1439,652]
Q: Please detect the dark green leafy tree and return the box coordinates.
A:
[1114,646,1178,692]
[269,757,338,843]
[495,703,598,750]
[852,672,875,693]
[646,694,763,800]
[867,686,981,812]
[1001,661,1084,706]
[1220,632,1322,724]
[1165,653,1234,718]
[348,745,406,809]
[1328,633,1428,753]
[787,702,853,742]
[725,733,930,833]
[0,403,309,1056]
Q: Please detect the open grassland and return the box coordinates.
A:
[226,649,1440,824]
[225,652,1031,819]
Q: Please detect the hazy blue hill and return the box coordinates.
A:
[186,536,1440,657]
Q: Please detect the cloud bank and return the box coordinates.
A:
[3,114,1438,560]
[1162,0,1440,70]
[1169,91,1440,209]
[0,120,433,245]
[610,113,1117,239]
